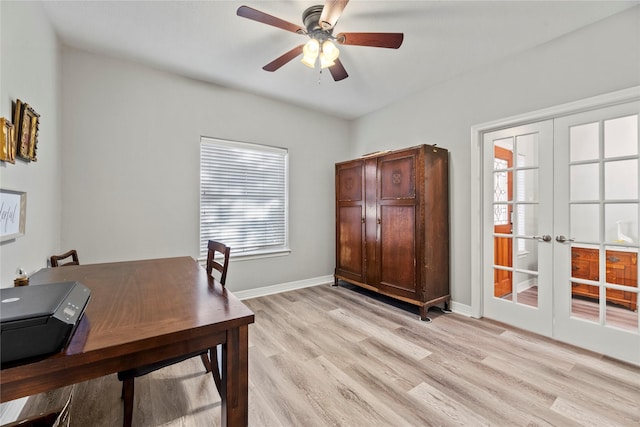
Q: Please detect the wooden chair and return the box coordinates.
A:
[2,386,74,427]
[117,240,230,427]
[50,250,79,267]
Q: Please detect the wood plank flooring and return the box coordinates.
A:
[17,283,640,426]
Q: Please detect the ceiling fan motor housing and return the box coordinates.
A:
[303,5,334,40]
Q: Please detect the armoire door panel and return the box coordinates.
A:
[379,205,417,294]
[337,163,364,201]
[337,205,365,278]
[335,159,366,283]
[379,155,416,200]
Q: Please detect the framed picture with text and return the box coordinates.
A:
[0,189,27,242]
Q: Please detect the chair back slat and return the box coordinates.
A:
[51,250,79,267]
[206,240,230,286]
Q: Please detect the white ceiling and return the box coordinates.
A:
[41,0,639,120]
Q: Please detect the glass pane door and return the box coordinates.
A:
[554,101,640,364]
[483,121,554,336]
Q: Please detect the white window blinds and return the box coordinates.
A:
[200,137,288,258]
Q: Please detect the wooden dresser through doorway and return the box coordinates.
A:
[571,246,638,311]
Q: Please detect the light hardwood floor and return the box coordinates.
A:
[18,283,640,426]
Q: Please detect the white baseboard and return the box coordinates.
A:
[0,397,28,425]
[450,300,473,317]
[232,275,334,300]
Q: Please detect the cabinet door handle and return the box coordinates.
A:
[377,218,381,224]
[607,256,620,263]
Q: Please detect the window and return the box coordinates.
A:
[493,157,509,225]
[200,137,289,258]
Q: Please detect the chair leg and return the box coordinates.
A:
[200,351,212,373]
[122,378,134,427]
[211,346,222,394]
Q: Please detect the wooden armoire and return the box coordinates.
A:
[334,144,449,321]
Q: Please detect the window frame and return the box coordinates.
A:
[200,136,290,260]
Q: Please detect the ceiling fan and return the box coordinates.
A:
[237,0,404,81]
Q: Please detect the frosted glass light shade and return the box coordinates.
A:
[301,39,319,68]
[322,40,339,61]
[319,53,335,69]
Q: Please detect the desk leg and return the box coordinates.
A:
[220,325,249,427]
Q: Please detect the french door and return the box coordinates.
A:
[483,101,640,364]
[483,121,554,336]
[553,102,639,363]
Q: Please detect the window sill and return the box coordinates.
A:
[198,248,291,264]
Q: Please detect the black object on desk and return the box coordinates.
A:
[1,281,91,365]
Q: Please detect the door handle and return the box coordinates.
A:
[555,235,575,243]
[523,235,552,242]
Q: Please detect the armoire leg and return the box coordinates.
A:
[419,305,432,323]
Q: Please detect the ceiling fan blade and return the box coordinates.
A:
[237,5,305,34]
[328,58,348,81]
[336,32,404,49]
[320,0,349,30]
[262,45,305,72]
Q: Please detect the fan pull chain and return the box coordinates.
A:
[318,68,323,85]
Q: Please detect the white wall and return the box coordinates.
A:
[350,6,640,306]
[3,2,639,303]
[0,1,61,287]
[60,47,350,292]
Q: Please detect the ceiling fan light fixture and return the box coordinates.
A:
[322,40,339,61]
[301,38,320,68]
[238,3,405,82]
[319,40,339,69]
[301,56,317,68]
[319,53,335,69]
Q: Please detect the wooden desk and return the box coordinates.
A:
[0,257,255,426]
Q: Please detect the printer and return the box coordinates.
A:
[1,281,91,366]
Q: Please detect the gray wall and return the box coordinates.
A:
[59,47,350,292]
[1,2,350,291]
[0,1,61,286]
[2,3,639,305]
[349,6,640,306]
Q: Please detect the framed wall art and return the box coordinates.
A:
[0,117,16,163]
[0,189,27,242]
[13,99,40,162]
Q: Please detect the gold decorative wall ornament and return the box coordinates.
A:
[13,99,40,162]
[0,118,16,163]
